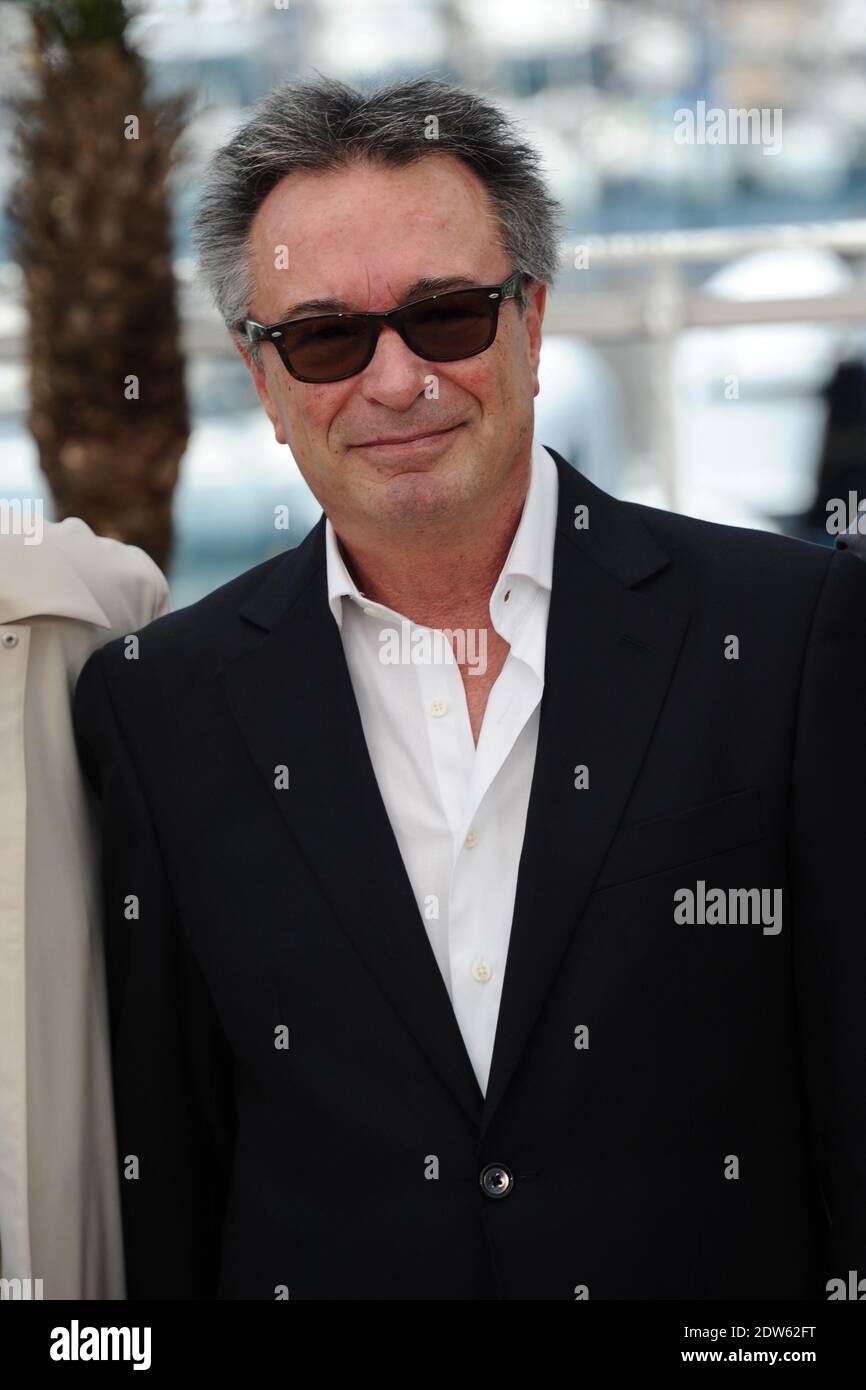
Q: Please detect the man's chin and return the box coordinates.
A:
[366,457,469,525]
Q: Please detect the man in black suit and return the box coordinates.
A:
[73,75,866,1300]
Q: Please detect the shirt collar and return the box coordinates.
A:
[325,437,558,642]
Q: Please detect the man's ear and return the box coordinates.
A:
[233,335,288,445]
[524,280,547,399]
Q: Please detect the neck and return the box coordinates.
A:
[334,460,530,631]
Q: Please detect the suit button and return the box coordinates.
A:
[480,1163,514,1199]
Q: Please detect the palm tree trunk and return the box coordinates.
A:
[9,7,191,571]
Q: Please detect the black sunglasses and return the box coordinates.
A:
[243,270,526,384]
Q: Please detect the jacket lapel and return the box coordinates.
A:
[218,450,690,1136]
[480,451,690,1135]
[220,522,485,1127]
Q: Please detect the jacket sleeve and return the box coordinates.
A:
[72,644,235,1299]
[788,547,866,1278]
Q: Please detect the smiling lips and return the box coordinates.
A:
[354,424,460,449]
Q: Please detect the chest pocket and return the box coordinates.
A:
[594,786,764,890]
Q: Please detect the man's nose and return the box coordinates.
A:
[357,324,432,409]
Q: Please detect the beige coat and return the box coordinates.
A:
[0,516,170,1297]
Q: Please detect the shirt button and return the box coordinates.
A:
[430,698,449,718]
[2,631,20,648]
[471,958,492,983]
[464,828,479,848]
[479,1163,514,1199]
[362,606,378,617]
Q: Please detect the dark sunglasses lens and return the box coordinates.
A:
[281,316,372,381]
[402,289,496,360]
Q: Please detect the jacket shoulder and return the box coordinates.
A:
[93,537,312,683]
[625,497,834,592]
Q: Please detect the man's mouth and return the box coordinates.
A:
[352,424,462,453]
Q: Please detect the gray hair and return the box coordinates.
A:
[191,74,563,365]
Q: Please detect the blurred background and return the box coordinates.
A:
[1,0,865,607]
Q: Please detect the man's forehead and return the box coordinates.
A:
[249,156,503,315]
[251,157,497,259]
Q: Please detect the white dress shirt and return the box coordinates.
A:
[326,439,558,1094]
[0,517,169,1297]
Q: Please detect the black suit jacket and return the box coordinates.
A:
[72,447,866,1300]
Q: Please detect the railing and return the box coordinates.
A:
[543,221,866,507]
